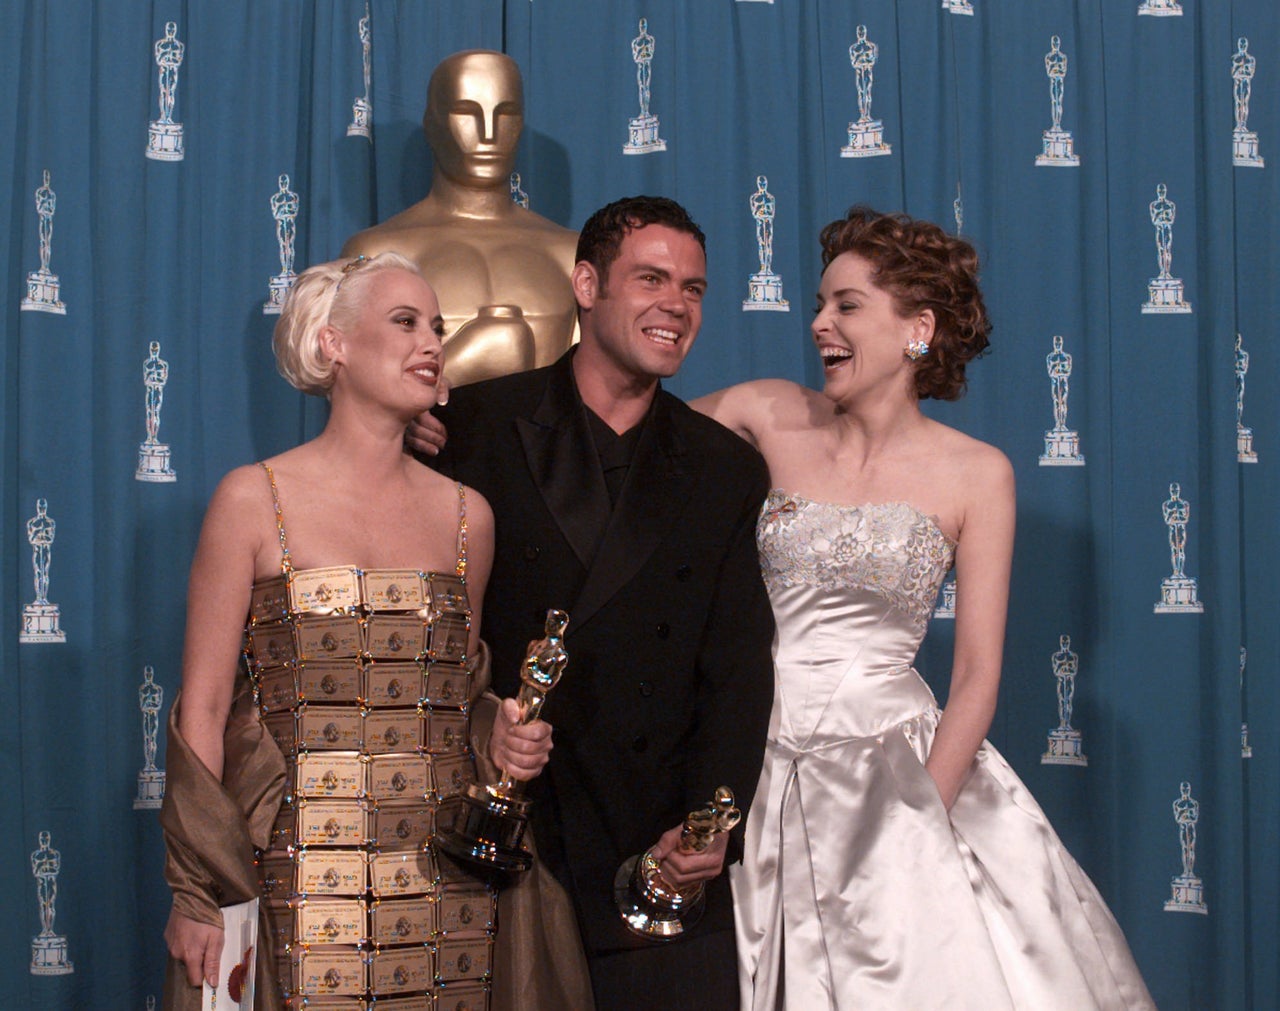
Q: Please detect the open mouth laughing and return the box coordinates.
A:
[819,346,853,370]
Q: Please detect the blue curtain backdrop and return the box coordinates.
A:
[2,2,1275,1008]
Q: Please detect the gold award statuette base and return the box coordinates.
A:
[436,609,568,875]
[615,786,741,941]
[438,783,534,873]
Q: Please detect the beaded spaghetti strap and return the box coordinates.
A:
[258,462,294,576]
[455,483,468,579]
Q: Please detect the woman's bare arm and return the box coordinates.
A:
[924,447,1016,809]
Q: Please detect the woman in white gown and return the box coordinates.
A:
[693,208,1154,1010]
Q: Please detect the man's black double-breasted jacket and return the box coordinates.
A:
[435,350,776,955]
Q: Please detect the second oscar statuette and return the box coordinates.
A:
[435,609,569,874]
[614,786,741,940]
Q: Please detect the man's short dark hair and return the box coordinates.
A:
[575,196,707,288]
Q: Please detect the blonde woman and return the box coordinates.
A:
[161,253,549,1008]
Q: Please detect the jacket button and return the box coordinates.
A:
[524,546,540,561]
[656,623,670,639]
[639,681,654,697]
[676,565,692,581]
[631,735,648,753]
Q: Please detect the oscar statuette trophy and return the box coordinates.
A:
[435,609,568,873]
[841,26,891,158]
[146,22,185,161]
[614,786,740,940]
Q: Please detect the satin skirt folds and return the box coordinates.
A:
[731,707,1156,1011]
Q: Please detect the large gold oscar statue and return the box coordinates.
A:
[342,50,578,387]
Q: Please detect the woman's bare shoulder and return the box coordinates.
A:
[926,422,1013,494]
[207,462,274,511]
[929,420,1008,462]
[460,482,494,529]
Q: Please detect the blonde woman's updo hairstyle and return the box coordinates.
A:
[819,207,991,401]
[272,251,424,396]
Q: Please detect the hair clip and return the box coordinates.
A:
[335,254,369,293]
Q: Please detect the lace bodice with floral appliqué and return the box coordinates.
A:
[755,490,956,747]
[758,490,955,631]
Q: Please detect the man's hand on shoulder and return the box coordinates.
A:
[406,409,448,457]
[404,376,451,458]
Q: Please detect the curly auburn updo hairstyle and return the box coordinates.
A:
[272,251,423,396]
[819,207,991,401]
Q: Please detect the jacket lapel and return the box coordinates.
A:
[517,355,612,569]
[572,392,694,629]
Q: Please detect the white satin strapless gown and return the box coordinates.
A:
[731,491,1154,1011]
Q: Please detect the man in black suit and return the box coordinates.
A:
[427,196,775,1008]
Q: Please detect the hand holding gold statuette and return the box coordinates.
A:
[614,786,741,940]
[435,609,569,873]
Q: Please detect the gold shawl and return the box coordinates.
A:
[160,682,287,1010]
